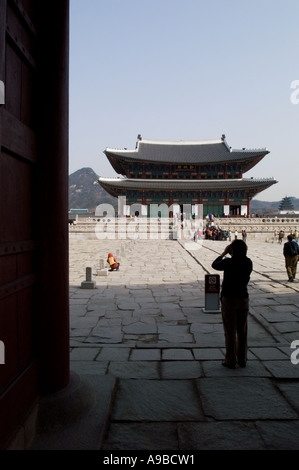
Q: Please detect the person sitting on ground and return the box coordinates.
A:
[211,239,253,369]
[283,234,299,282]
[107,253,120,271]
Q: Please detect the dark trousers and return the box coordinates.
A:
[285,255,298,280]
[221,296,249,366]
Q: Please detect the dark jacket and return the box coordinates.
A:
[283,240,299,258]
[212,255,253,299]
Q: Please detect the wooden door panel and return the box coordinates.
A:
[17,286,34,368]
[0,253,17,285]
[0,0,70,448]
[0,296,19,390]
[0,0,39,447]
[0,151,34,241]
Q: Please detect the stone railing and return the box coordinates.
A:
[69,217,178,240]
[69,216,299,242]
[211,217,299,241]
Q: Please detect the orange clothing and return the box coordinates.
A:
[107,253,119,270]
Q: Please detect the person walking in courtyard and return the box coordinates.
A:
[278,230,284,244]
[212,239,253,369]
[242,229,247,242]
[283,234,299,282]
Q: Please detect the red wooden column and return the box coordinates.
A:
[35,1,70,394]
[169,192,173,218]
[247,198,251,217]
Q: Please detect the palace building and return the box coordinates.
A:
[98,134,277,218]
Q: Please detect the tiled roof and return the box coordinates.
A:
[98,177,277,191]
[104,137,269,165]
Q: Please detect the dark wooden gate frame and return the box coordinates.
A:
[0,0,70,448]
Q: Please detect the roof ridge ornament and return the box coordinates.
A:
[221,134,232,151]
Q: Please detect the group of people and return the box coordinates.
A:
[204,226,231,241]
[204,226,247,242]
[277,229,299,245]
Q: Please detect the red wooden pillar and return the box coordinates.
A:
[198,191,202,205]
[224,164,227,179]
[247,198,251,217]
[35,1,70,394]
[169,192,173,218]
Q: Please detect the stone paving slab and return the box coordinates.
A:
[195,377,297,420]
[192,347,224,360]
[263,360,299,378]
[161,360,202,379]
[255,421,299,450]
[110,379,204,421]
[108,361,160,379]
[130,349,161,361]
[70,347,99,361]
[162,348,193,360]
[96,347,131,361]
[177,422,268,450]
[276,381,299,414]
[71,361,109,375]
[201,360,272,377]
[250,346,289,360]
[275,321,299,333]
[101,423,180,450]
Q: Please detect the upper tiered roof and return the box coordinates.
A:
[104,135,270,175]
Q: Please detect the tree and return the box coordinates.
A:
[279,196,295,211]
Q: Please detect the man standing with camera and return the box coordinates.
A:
[212,240,253,369]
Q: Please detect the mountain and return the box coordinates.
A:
[250,199,279,214]
[251,197,299,215]
[68,167,299,215]
[68,167,117,211]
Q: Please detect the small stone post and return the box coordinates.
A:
[115,248,121,263]
[96,259,108,277]
[80,267,96,288]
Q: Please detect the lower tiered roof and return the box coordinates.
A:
[98,176,277,197]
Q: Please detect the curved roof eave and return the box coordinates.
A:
[98,177,278,191]
[103,140,269,166]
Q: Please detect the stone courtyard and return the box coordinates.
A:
[31,236,299,450]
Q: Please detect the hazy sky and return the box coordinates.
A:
[69,0,299,202]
